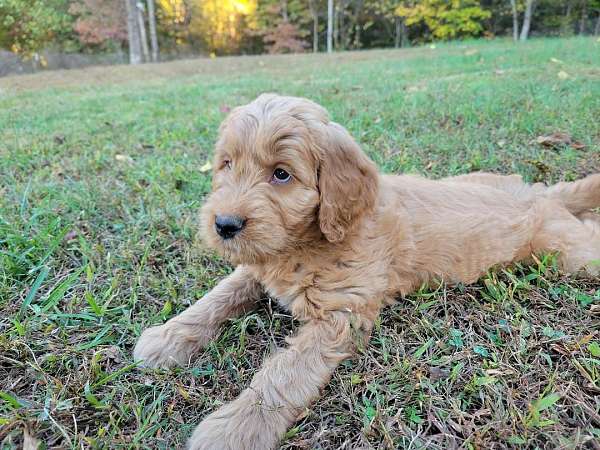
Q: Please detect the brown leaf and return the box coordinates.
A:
[570,141,586,150]
[536,132,571,146]
[53,134,66,145]
[536,132,585,150]
[429,366,450,381]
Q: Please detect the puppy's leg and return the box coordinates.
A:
[133,266,262,368]
[188,312,363,450]
[531,200,600,276]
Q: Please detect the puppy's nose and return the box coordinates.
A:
[215,215,245,239]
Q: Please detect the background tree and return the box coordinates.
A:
[69,0,127,50]
[510,0,519,40]
[125,0,142,63]
[2,0,600,66]
[308,0,320,52]
[397,0,491,40]
[147,0,159,61]
[519,0,535,40]
[327,0,333,53]
[0,0,72,58]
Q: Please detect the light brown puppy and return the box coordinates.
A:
[133,94,600,450]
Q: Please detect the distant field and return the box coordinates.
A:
[1,37,599,449]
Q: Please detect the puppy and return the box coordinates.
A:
[134,94,600,450]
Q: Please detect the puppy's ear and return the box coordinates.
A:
[318,122,379,243]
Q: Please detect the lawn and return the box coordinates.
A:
[1,37,600,449]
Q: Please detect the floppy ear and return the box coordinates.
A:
[318,122,379,243]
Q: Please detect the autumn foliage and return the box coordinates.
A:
[69,0,127,46]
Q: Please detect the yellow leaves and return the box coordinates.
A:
[191,0,257,54]
[557,70,570,80]
[158,0,187,24]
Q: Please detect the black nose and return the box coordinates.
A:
[215,215,245,239]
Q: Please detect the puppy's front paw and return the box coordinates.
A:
[187,416,230,450]
[133,324,204,368]
[188,395,283,450]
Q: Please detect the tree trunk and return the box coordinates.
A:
[147,0,159,62]
[579,0,587,35]
[402,20,409,47]
[394,16,400,48]
[309,0,318,52]
[327,0,333,53]
[136,1,150,62]
[510,0,519,41]
[595,13,600,35]
[562,1,573,35]
[333,2,339,50]
[352,0,363,49]
[339,0,347,50]
[519,0,535,41]
[280,0,288,22]
[125,0,142,64]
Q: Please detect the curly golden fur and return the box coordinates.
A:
[133,94,600,450]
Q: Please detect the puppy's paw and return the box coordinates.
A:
[188,397,282,450]
[133,324,205,368]
[187,416,231,450]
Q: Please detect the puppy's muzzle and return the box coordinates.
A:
[215,214,246,240]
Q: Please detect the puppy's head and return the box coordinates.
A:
[201,94,379,264]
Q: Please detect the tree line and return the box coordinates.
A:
[1,0,599,63]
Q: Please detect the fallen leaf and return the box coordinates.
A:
[200,161,212,173]
[549,57,563,64]
[406,84,426,93]
[115,154,134,164]
[557,70,570,80]
[53,134,66,145]
[64,230,78,241]
[464,49,478,56]
[536,132,584,150]
[429,366,450,381]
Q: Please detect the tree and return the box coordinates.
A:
[125,0,142,63]
[136,1,150,61]
[327,0,333,52]
[510,0,519,40]
[308,0,319,52]
[147,0,159,61]
[0,0,72,57]
[189,0,258,55]
[263,21,308,53]
[69,0,127,49]
[519,0,535,40]
[397,0,491,40]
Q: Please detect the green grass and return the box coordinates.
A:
[1,37,600,449]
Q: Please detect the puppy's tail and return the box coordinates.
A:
[545,174,600,215]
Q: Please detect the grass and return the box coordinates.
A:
[1,36,600,449]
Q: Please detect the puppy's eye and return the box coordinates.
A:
[271,168,292,184]
[222,160,232,170]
